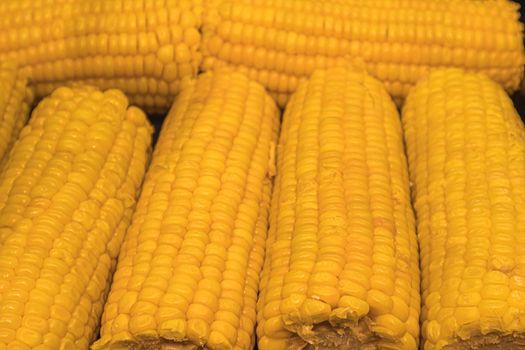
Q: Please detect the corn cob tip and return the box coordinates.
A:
[403,68,507,112]
[47,85,153,129]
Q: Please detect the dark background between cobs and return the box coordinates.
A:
[150,0,525,142]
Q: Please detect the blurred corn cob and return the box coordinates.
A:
[202,0,525,107]
[0,86,152,349]
[256,67,420,350]
[0,61,33,164]
[93,71,279,350]
[403,69,525,349]
[0,0,202,113]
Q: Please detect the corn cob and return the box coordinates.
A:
[256,67,420,350]
[0,61,33,164]
[93,70,280,350]
[202,0,525,107]
[402,69,525,349]
[0,86,152,350]
[0,0,202,113]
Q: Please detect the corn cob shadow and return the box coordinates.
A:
[256,67,420,350]
[402,68,525,350]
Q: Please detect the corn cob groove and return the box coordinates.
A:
[0,0,202,113]
[93,70,280,350]
[202,0,525,107]
[0,86,152,350]
[256,67,420,350]
[402,69,525,349]
[0,61,33,165]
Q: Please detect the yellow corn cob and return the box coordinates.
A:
[402,69,525,349]
[202,0,525,107]
[0,0,202,113]
[0,86,152,350]
[92,70,280,350]
[0,61,33,164]
[256,67,420,350]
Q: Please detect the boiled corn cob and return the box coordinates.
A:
[202,0,525,107]
[93,70,280,350]
[256,67,420,350]
[402,69,525,349]
[0,0,202,113]
[0,86,152,350]
[0,61,33,164]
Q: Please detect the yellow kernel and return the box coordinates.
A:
[367,289,393,316]
[157,45,174,64]
[187,319,209,346]
[337,296,369,318]
[299,298,331,324]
